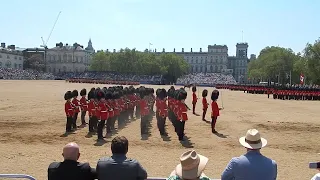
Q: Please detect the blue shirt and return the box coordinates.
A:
[221,150,277,180]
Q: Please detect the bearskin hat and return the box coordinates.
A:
[192,85,197,92]
[173,89,180,100]
[159,89,167,100]
[123,87,129,95]
[139,87,146,99]
[64,91,73,100]
[177,89,187,100]
[105,91,113,100]
[72,90,78,97]
[90,87,95,92]
[156,88,161,98]
[80,88,87,96]
[113,91,120,99]
[202,89,208,97]
[211,89,219,101]
[96,90,105,100]
[88,90,96,100]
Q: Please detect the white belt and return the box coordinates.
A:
[101,111,107,112]
[68,109,73,110]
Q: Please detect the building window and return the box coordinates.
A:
[68,55,72,61]
[19,57,22,60]
[14,63,17,69]
[196,59,198,64]
[0,62,2,67]
[201,59,203,64]
[191,59,194,63]
[0,54,2,58]
[14,56,17,60]
[7,55,10,59]
[19,64,22,69]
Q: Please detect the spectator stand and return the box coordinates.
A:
[0,174,220,180]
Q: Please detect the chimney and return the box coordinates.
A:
[162,48,165,52]
[182,48,184,52]
[174,48,175,52]
[191,48,192,52]
[1,43,5,48]
[113,49,116,53]
[200,48,202,52]
[8,45,15,50]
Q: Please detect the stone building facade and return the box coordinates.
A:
[156,43,249,83]
[0,43,24,69]
[45,40,94,73]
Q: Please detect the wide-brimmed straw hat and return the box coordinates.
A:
[239,129,267,149]
[175,150,208,179]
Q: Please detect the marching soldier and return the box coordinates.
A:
[96,90,108,141]
[192,86,197,114]
[175,88,188,141]
[211,90,223,133]
[157,89,168,136]
[79,88,88,126]
[87,89,98,133]
[71,90,80,129]
[64,91,74,133]
[202,89,209,121]
[139,87,150,135]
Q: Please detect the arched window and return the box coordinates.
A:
[63,66,67,72]
[14,63,17,69]
[63,54,67,63]
[210,65,213,72]
[48,67,51,72]
[196,59,198,64]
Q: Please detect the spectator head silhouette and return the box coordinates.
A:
[111,136,129,155]
[62,142,80,161]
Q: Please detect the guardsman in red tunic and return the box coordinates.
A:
[118,91,126,127]
[202,89,209,121]
[112,91,121,130]
[87,89,98,133]
[167,87,175,123]
[96,90,108,141]
[79,88,88,126]
[157,89,168,136]
[175,89,188,141]
[150,88,155,114]
[155,89,161,125]
[128,87,136,120]
[71,90,80,129]
[104,90,114,134]
[139,87,150,135]
[192,86,197,114]
[211,90,223,133]
[64,91,74,133]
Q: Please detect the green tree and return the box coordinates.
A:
[304,38,320,84]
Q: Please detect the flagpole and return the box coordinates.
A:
[290,71,292,85]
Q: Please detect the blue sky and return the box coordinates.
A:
[1,0,319,56]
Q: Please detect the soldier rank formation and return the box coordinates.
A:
[64,85,222,142]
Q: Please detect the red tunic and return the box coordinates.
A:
[192,92,197,104]
[140,99,149,117]
[98,100,109,120]
[211,101,220,117]
[128,95,135,108]
[176,101,188,121]
[113,99,120,116]
[87,100,97,117]
[79,96,88,111]
[202,97,208,110]
[158,99,168,117]
[155,98,160,112]
[106,100,114,118]
[65,101,74,117]
[72,98,80,113]
[118,98,125,112]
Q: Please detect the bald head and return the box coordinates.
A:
[62,142,80,161]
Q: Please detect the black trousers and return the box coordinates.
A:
[176,120,185,140]
[97,120,105,139]
[192,103,196,113]
[105,118,112,133]
[89,116,98,132]
[157,115,166,135]
[141,115,148,134]
[66,116,73,132]
[72,112,78,129]
[128,108,134,119]
[80,111,87,124]
[135,105,141,119]
[202,108,207,120]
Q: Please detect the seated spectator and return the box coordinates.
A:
[48,142,96,180]
[96,136,147,180]
[221,129,277,180]
[168,150,210,180]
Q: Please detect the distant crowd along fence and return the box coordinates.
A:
[0,174,221,180]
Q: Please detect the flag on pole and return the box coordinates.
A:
[300,73,304,85]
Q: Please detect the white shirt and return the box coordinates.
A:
[311,173,320,180]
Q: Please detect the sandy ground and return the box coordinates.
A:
[0,80,319,180]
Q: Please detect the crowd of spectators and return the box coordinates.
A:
[0,68,55,80]
[176,73,237,85]
[47,129,282,180]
